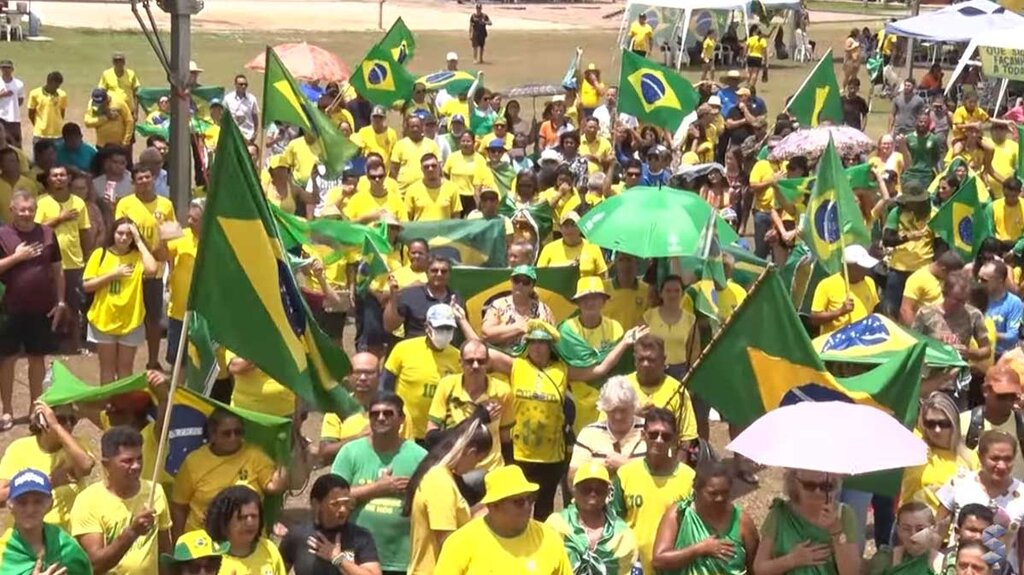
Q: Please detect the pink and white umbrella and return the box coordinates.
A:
[246,42,350,83]
[727,401,927,475]
[769,125,874,162]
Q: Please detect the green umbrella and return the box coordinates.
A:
[578,186,740,258]
[416,69,477,93]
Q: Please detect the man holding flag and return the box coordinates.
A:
[810,245,881,336]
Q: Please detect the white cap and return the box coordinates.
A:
[707,95,722,107]
[446,51,458,61]
[843,245,879,269]
[539,149,563,164]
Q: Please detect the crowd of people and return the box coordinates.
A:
[0,8,1023,575]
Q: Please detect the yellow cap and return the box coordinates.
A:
[573,461,611,486]
[160,530,228,565]
[572,276,609,301]
[480,465,539,505]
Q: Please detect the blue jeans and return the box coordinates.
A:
[883,269,911,318]
[753,211,773,260]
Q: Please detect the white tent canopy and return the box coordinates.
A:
[885,0,1024,43]
[619,0,752,68]
[946,25,1024,104]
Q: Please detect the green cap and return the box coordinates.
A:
[510,265,537,281]
[160,530,229,565]
[524,327,554,342]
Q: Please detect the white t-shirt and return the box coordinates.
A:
[937,471,1024,568]
[0,77,25,123]
[222,91,259,140]
[592,104,637,138]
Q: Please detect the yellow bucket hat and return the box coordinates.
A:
[573,461,611,486]
[480,465,539,505]
[572,276,609,301]
[160,530,228,565]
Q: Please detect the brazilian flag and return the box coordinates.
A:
[617,49,699,132]
[725,244,770,289]
[499,195,555,242]
[349,41,416,107]
[449,265,578,338]
[271,204,390,264]
[138,85,224,120]
[0,524,92,575]
[813,313,966,369]
[686,267,926,494]
[380,17,416,65]
[188,114,360,418]
[931,176,991,260]
[777,163,878,206]
[785,49,843,128]
[802,137,870,274]
[163,386,292,524]
[399,219,506,267]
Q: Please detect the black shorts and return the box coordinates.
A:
[471,34,487,48]
[0,312,58,357]
[747,56,763,69]
[312,308,346,340]
[142,278,164,322]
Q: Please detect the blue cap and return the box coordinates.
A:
[91,88,107,104]
[9,469,51,501]
[487,138,506,150]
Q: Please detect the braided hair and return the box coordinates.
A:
[204,485,264,543]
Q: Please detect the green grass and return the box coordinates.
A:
[6,24,895,144]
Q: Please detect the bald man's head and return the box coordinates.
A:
[348,352,381,395]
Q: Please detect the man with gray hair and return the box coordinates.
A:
[0,191,65,431]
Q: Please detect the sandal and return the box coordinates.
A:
[0,413,14,432]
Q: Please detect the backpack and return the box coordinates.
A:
[964,406,1024,450]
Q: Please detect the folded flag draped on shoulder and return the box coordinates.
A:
[932,176,991,261]
[349,42,416,108]
[398,219,507,267]
[187,115,360,418]
[449,265,578,338]
[380,17,416,65]
[40,362,148,407]
[0,524,92,575]
[812,313,967,368]
[685,268,925,494]
[785,49,843,128]
[262,47,359,174]
[802,137,870,274]
[163,386,292,523]
[617,49,699,133]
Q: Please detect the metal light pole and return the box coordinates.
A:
[131,0,203,222]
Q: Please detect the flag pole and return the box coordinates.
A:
[781,48,833,117]
[147,310,192,508]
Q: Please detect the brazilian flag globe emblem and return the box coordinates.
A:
[363,59,396,92]
[626,67,682,114]
[954,205,974,253]
[810,194,841,248]
[617,49,698,132]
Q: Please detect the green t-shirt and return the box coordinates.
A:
[331,437,427,571]
[903,132,940,186]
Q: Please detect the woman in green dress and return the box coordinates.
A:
[652,461,759,575]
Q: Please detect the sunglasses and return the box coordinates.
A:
[797,479,837,493]
[182,559,220,574]
[428,268,449,275]
[368,174,385,181]
[625,171,642,178]
[645,430,673,442]
[461,356,486,367]
[576,482,607,496]
[923,418,953,430]
[369,409,396,418]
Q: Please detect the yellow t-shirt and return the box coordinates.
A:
[879,31,896,56]
[0,175,39,222]
[383,337,461,440]
[562,316,624,434]
[428,374,514,471]
[510,357,569,463]
[27,87,68,138]
[952,106,990,141]
[390,137,441,192]
[171,444,275,532]
[886,206,936,272]
[355,126,398,165]
[279,137,323,187]
[225,349,296,418]
[443,152,491,198]
[641,307,695,366]
[629,22,655,52]
[408,465,472,575]
[69,481,172,575]
[35,194,90,270]
[613,458,696,575]
[899,441,979,513]
[438,99,470,122]
[987,138,1018,200]
[681,280,747,324]
[84,97,133,147]
[404,180,463,221]
[343,189,409,222]
[166,229,197,321]
[580,79,604,109]
[750,159,777,212]
[84,248,146,336]
[219,537,288,575]
[320,410,415,443]
[435,516,573,574]
[265,183,297,214]
[811,274,879,336]
[622,372,698,441]
[0,435,90,530]
[992,198,1024,242]
[580,136,612,172]
[701,37,716,62]
[98,67,141,113]
[903,266,943,308]
[745,36,768,59]
[113,194,175,276]
[537,239,608,278]
[604,278,650,331]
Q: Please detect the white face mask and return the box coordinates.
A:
[428,328,455,349]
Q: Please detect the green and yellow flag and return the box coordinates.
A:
[617,49,699,132]
[40,362,147,407]
[188,114,360,418]
[777,162,878,205]
[262,47,359,175]
[802,137,870,274]
[381,17,416,65]
[932,176,991,260]
[398,219,506,267]
[499,195,555,242]
[449,265,578,337]
[785,49,843,127]
[685,268,926,494]
[349,42,416,107]
[0,524,92,575]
